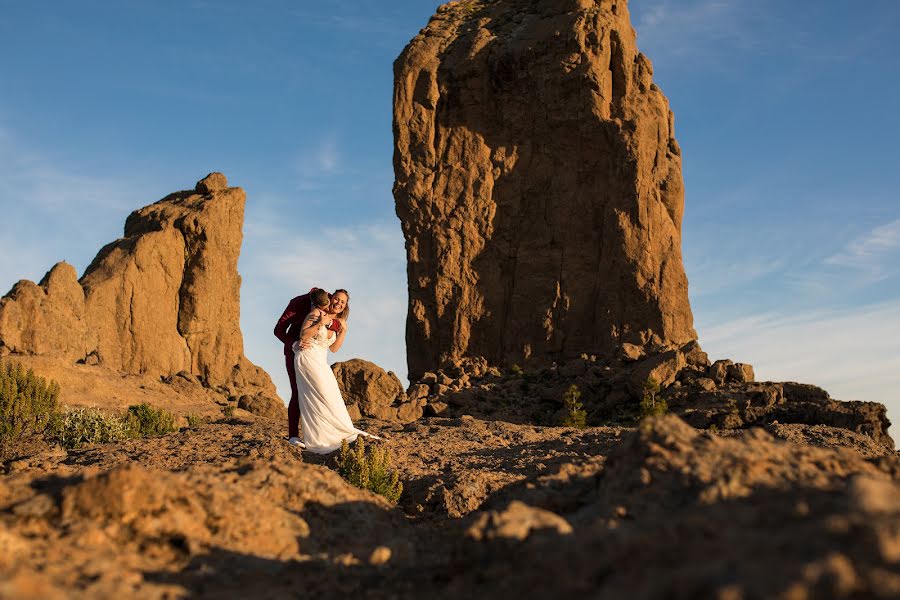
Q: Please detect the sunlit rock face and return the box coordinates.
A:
[393,0,696,379]
[0,173,275,398]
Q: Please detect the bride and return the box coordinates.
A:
[289,289,378,453]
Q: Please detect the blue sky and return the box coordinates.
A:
[1,1,898,427]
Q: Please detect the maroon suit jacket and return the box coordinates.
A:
[274,287,342,356]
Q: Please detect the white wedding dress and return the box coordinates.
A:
[292,322,377,454]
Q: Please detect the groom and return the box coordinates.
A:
[274,287,344,440]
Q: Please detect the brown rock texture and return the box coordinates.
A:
[2,413,897,598]
[394,0,696,379]
[405,348,894,452]
[0,173,275,399]
[332,359,426,422]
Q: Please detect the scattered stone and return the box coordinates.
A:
[728,362,755,383]
[397,399,426,423]
[407,383,430,402]
[368,546,392,566]
[619,343,645,362]
[237,394,286,419]
[466,501,573,542]
[425,401,449,416]
[709,360,733,385]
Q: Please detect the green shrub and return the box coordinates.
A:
[51,407,133,449]
[560,384,587,428]
[126,403,177,437]
[337,437,403,504]
[0,361,61,449]
[185,413,203,429]
[510,364,524,378]
[639,377,668,418]
[222,404,235,418]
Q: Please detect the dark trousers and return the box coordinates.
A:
[286,353,300,438]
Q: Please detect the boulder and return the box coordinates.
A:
[407,383,430,402]
[397,398,427,423]
[728,362,755,384]
[332,359,404,418]
[195,172,228,194]
[708,360,733,385]
[237,394,287,420]
[628,350,686,396]
[394,0,697,378]
[619,343,645,362]
[680,340,710,368]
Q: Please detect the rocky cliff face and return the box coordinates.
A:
[394,0,696,378]
[0,173,274,399]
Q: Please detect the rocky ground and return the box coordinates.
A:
[2,402,899,599]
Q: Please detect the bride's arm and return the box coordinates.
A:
[299,309,325,341]
[329,319,348,353]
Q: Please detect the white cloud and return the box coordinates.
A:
[634,0,748,57]
[239,215,409,404]
[825,218,900,281]
[292,136,342,191]
[686,253,786,297]
[698,301,900,429]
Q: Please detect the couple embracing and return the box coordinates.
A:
[274,287,378,453]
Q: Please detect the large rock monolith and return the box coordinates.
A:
[0,173,275,399]
[393,0,697,379]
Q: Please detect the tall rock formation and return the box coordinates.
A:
[394,0,696,378]
[0,173,275,398]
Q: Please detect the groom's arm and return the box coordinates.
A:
[273,297,301,343]
[274,289,315,343]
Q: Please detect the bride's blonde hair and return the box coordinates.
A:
[333,289,350,320]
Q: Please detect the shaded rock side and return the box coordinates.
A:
[394,0,696,379]
[0,173,275,398]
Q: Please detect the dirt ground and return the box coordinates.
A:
[2,398,899,599]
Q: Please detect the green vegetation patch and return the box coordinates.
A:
[337,437,403,504]
[0,361,61,451]
[126,403,178,437]
[639,377,668,418]
[51,406,133,449]
[560,384,587,428]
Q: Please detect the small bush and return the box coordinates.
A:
[222,404,235,418]
[185,413,203,429]
[51,407,133,449]
[0,361,61,449]
[560,384,587,428]
[510,364,524,378]
[639,377,668,418]
[337,437,403,504]
[126,403,177,437]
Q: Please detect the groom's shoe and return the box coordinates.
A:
[288,437,306,449]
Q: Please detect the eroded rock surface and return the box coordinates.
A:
[394,0,696,378]
[2,413,898,598]
[403,347,894,452]
[0,173,275,401]
[332,359,426,422]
